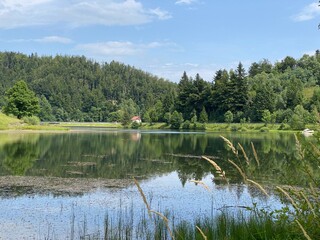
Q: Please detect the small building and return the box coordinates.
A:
[131,116,142,124]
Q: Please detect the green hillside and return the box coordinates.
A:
[1,51,320,129]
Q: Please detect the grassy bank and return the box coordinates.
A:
[204,122,298,133]
[139,122,316,133]
[0,112,22,130]
[60,122,122,128]
[0,112,69,131]
[1,111,317,133]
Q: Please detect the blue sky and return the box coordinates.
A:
[0,0,319,82]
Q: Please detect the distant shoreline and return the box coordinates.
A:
[0,121,313,133]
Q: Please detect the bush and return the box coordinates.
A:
[181,120,190,129]
[22,116,40,125]
[279,123,290,130]
[231,125,238,132]
[289,114,305,130]
[131,121,140,129]
[194,123,206,130]
[259,126,269,132]
[170,111,184,129]
[239,127,248,132]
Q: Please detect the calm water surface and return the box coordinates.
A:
[0,129,301,239]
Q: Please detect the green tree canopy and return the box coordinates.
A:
[3,80,40,119]
[170,110,184,129]
[224,110,234,124]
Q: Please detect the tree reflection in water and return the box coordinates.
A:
[0,131,308,186]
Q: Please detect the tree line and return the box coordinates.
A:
[1,51,320,129]
[174,52,320,129]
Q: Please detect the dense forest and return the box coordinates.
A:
[0,52,176,123]
[1,51,320,129]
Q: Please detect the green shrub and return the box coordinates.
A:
[22,116,40,125]
[231,125,238,132]
[181,120,190,129]
[279,123,290,130]
[194,123,206,130]
[131,121,140,129]
[239,127,248,132]
[259,126,269,132]
[170,111,184,129]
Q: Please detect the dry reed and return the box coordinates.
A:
[295,134,304,160]
[251,142,260,167]
[220,136,238,156]
[295,220,312,240]
[190,180,211,192]
[276,186,299,211]
[149,210,175,240]
[133,177,175,240]
[238,143,250,165]
[202,156,227,182]
[196,226,208,240]
[309,183,318,198]
[228,159,247,182]
[299,191,316,217]
[247,179,269,197]
[310,142,320,156]
[133,178,151,215]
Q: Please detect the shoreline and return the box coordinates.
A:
[2,121,313,132]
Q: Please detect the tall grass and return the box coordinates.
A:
[82,206,298,239]
[129,134,320,240]
[73,133,319,239]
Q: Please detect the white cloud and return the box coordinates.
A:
[76,41,180,57]
[76,41,139,56]
[0,0,170,29]
[293,2,320,22]
[35,36,73,44]
[149,8,172,20]
[0,0,52,8]
[175,0,197,5]
[6,36,73,44]
[146,62,216,82]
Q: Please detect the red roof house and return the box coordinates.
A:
[131,116,142,123]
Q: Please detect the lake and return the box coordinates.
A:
[0,129,301,239]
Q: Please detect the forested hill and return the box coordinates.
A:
[1,51,320,129]
[0,52,177,122]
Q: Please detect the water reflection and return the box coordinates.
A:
[0,130,302,186]
[0,130,309,239]
[0,173,280,239]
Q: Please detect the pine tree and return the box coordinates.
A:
[229,62,248,113]
[199,107,208,123]
[210,69,230,121]
[176,72,193,119]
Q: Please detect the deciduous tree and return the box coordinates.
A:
[3,80,40,119]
